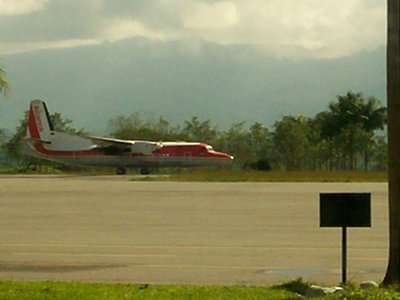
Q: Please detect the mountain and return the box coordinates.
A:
[0,39,385,134]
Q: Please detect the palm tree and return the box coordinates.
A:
[383,0,400,284]
[0,67,10,96]
[319,92,386,170]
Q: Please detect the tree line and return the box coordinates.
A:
[1,91,387,172]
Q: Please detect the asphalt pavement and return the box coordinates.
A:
[0,176,389,285]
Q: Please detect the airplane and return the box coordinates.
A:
[24,99,234,174]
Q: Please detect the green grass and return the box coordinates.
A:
[0,281,297,300]
[168,169,387,182]
[323,286,400,300]
[2,280,400,300]
[0,165,388,182]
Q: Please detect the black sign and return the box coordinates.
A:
[320,193,371,227]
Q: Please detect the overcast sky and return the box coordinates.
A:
[0,0,387,133]
[0,0,386,59]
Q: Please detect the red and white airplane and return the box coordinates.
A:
[25,99,233,174]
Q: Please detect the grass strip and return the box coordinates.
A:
[0,167,388,182]
[2,280,400,300]
[168,170,388,182]
[0,281,297,300]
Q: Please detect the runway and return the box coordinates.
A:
[0,176,389,285]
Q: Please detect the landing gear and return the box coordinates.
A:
[140,167,150,175]
[116,167,126,175]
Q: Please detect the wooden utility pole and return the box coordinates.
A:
[384,0,400,284]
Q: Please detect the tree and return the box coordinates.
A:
[318,92,386,170]
[219,122,256,168]
[372,136,388,171]
[4,112,28,162]
[384,0,400,284]
[249,122,270,159]
[51,112,85,135]
[306,115,331,170]
[271,115,309,171]
[182,116,218,144]
[0,67,10,96]
[108,113,146,140]
[0,128,7,153]
[108,113,182,141]
[248,122,272,170]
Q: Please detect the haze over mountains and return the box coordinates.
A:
[1,40,385,135]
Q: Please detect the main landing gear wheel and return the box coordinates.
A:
[140,167,150,175]
[116,167,126,175]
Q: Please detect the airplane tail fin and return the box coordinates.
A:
[27,99,54,143]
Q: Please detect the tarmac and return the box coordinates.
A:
[0,175,389,285]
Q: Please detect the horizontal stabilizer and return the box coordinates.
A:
[24,136,52,145]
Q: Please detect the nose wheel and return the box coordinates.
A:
[116,167,126,175]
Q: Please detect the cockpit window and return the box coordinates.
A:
[206,145,213,151]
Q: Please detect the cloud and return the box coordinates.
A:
[182,1,239,30]
[0,39,100,56]
[0,0,48,16]
[103,19,171,43]
[0,0,386,59]
[215,0,386,58]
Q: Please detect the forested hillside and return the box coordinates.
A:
[1,91,387,172]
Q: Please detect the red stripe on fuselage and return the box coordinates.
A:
[159,144,232,159]
[28,106,41,139]
[32,140,232,161]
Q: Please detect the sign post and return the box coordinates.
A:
[341,226,347,284]
[320,193,371,284]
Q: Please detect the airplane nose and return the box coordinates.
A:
[224,153,234,160]
[212,151,234,161]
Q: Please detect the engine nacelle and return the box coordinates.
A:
[130,141,162,155]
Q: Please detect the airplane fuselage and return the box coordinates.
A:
[24,99,233,174]
[26,141,232,169]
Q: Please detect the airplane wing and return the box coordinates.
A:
[89,136,134,155]
[89,136,135,146]
[89,136,162,155]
